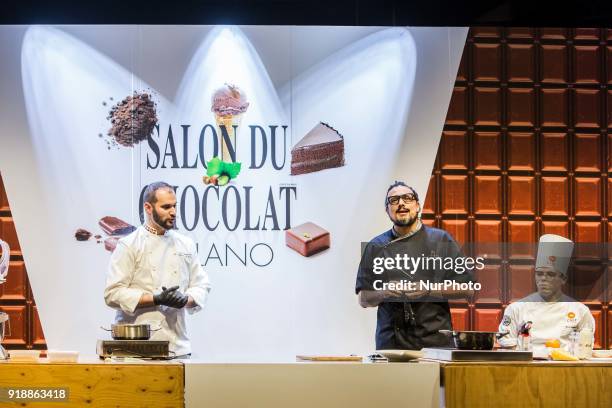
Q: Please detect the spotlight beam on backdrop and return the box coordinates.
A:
[11,25,462,359]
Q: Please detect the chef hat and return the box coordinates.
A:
[535,234,574,276]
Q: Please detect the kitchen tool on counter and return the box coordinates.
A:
[98,324,170,359]
[100,323,161,340]
[0,312,9,360]
[517,321,533,351]
[367,353,389,363]
[296,355,363,362]
[439,330,510,350]
[376,349,423,362]
[96,340,170,359]
[577,328,594,359]
[0,238,10,360]
[422,348,533,362]
[0,238,9,283]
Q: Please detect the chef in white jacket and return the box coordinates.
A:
[105,182,211,357]
[498,234,595,353]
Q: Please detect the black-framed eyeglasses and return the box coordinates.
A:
[387,194,416,205]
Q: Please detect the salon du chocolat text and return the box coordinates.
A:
[141,123,296,268]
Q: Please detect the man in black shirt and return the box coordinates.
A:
[356,181,475,350]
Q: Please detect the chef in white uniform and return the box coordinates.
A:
[105,182,211,357]
[497,234,595,353]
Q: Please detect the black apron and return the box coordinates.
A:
[377,229,453,349]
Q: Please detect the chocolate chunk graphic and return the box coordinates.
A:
[104,237,120,252]
[286,222,330,257]
[75,228,92,241]
[98,216,136,236]
[107,92,157,147]
[291,122,345,175]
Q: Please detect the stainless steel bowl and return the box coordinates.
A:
[0,312,9,340]
[101,324,160,340]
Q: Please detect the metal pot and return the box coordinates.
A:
[0,311,8,336]
[0,312,10,359]
[439,330,509,350]
[101,324,160,340]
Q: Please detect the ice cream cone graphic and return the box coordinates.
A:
[211,84,249,162]
[214,113,242,161]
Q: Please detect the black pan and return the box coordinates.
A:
[439,330,509,350]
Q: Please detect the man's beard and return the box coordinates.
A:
[152,208,174,230]
[393,213,418,227]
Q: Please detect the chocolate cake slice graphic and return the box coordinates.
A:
[290,122,345,175]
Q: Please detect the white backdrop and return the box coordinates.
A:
[0,25,467,361]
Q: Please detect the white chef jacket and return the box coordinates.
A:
[104,226,211,356]
[498,293,595,353]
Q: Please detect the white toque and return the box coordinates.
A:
[535,234,574,276]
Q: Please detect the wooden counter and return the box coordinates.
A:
[437,359,612,408]
[5,357,608,408]
[0,358,184,407]
[0,358,440,408]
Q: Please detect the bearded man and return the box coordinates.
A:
[355,181,475,350]
[104,182,211,357]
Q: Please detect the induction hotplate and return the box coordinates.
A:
[422,348,533,361]
[97,339,170,359]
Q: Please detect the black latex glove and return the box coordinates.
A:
[165,287,189,309]
[154,285,188,308]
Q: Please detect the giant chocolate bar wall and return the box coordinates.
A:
[0,174,45,351]
[1,27,611,350]
[421,27,612,349]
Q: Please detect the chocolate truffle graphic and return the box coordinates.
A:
[75,228,92,241]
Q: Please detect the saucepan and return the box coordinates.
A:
[0,312,9,340]
[439,330,509,350]
[100,323,161,340]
